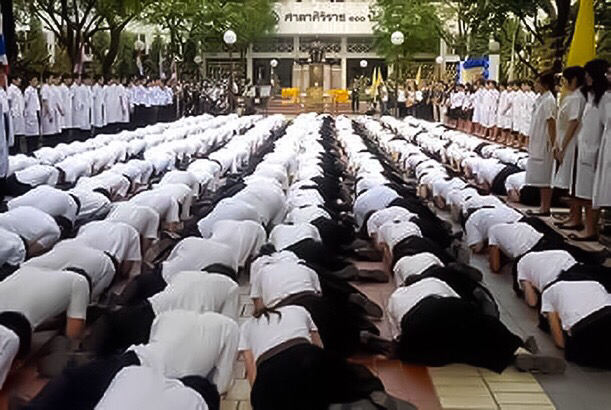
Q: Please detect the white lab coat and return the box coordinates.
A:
[104,84,124,124]
[72,84,92,131]
[0,98,8,177]
[552,90,586,190]
[118,85,130,123]
[574,92,604,200]
[525,91,557,187]
[23,86,40,136]
[0,90,13,147]
[57,84,72,129]
[521,91,537,136]
[592,92,610,207]
[92,84,106,127]
[40,84,61,136]
[7,84,25,136]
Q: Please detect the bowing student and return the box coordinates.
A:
[571,59,609,241]
[524,71,557,216]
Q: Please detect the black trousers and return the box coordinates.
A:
[4,174,33,197]
[530,236,601,266]
[490,165,521,196]
[310,216,355,250]
[25,351,140,410]
[118,266,167,306]
[565,306,611,369]
[85,300,156,356]
[286,238,351,273]
[397,296,522,373]
[24,135,40,153]
[251,344,383,410]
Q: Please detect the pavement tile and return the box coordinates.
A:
[493,392,554,405]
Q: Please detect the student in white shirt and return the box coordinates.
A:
[23,75,41,153]
[28,311,239,409]
[40,73,63,146]
[7,185,80,232]
[71,74,93,141]
[0,206,61,256]
[209,219,267,269]
[7,75,25,154]
[92,76,106,135]
[106,202,160,253]
[104,75,127,134]
[85,271,239,356]
[239,305,410,410]
[0,312,32,390]
[541,280,611,368]
[387,277,565,374]
[57,74,73,142]
[0,227,26,277]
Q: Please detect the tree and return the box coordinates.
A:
[18,12,50,76]
[113,31,137,80]
[370,0,441,61]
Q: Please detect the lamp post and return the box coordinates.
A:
[223,29,237,82]
[194,56,203,82]
[390,31,404,118]
[435,55,444,81]
[360,59,368,78]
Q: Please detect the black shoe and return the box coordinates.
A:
[358,269,389,283]
[514,354,566,374]
[349,293,383,318]
[524,336,540,354]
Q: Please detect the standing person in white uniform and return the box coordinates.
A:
[520,81,537,148]
[592,85,611,210]
[494,82,509,141]
[552,67,587,229]
[23,75,41,153]
[57,74,73,142]
[71,74,93,141]
[524,72,557,216]
[40,73,63,146]
[571,59,609,241]
[104,75,127,134]
[7,75,25,154]
[92,75,106,135]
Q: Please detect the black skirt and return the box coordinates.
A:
[251,344,383,410]
[565,306,611,369]
[397,296,522,373]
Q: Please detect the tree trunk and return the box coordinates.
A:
[102,28,122,78]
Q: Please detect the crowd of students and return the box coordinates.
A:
[1,72,177,156]
[378,115,610,371]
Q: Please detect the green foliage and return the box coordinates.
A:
[370,0,441,61]
[113,31,138,80]
[19,12,49,75]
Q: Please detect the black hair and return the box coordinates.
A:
[43,72,54,81]
[9,74,21,82]
[68,193,82,214]
[562,66,585,89]
[583,59,609,106]
[521,79,533,88]
[0,312,32,359]
[92,187,112,200]
[499,81,507,88]
[537,71,556,96]
[62,73,71,81]
[253,305,283,321]
[81,73,91,81]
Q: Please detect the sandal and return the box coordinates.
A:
[568,233,599,242]
[526,210,551,217]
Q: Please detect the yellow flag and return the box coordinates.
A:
[370,67,378,98]
[415,65,422,86]
[567,0,596,66]
[377,67,384,85]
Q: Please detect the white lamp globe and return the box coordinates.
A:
[194,56,203,64]
[134,39,145,52]
[391,31,404,46]
[360,59,368,68]
[270,59,278,68]
[223,30,237,45]
[435,56,444,65]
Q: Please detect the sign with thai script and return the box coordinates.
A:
[274,2,374,35]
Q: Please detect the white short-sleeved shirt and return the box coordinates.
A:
[0,206,61,249]
[488,222,543,258]
[209,220,267,268]
[149,272,239,320]
[238,305,317,361]
[128,311,239,394]
[250,260,321,307]
[465,206,522,246]
[69,189,112,222]
[159,170,201,198]
[353,185,400,229]
[387,278,460,339]
[107,203,160,240]
[94,365,208,410]
[161,238,237,283]
[130,191,180,225]
[517,250,577,291]
[14,165,60,187]
[285,206,331,225]
[541,281,611,331]
[0,267,90,327]
[197,198,262,238]
[0,228,26,267]
[269,223,322,250]
[76,221,141,264]
[366,207,416,238]
[393,253,444,287]
[23,243,116,300]
[0,326,19,389]
[377,220,422,250]
[8,186,79,223]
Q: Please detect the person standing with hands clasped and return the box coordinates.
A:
[524,72,557,217]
